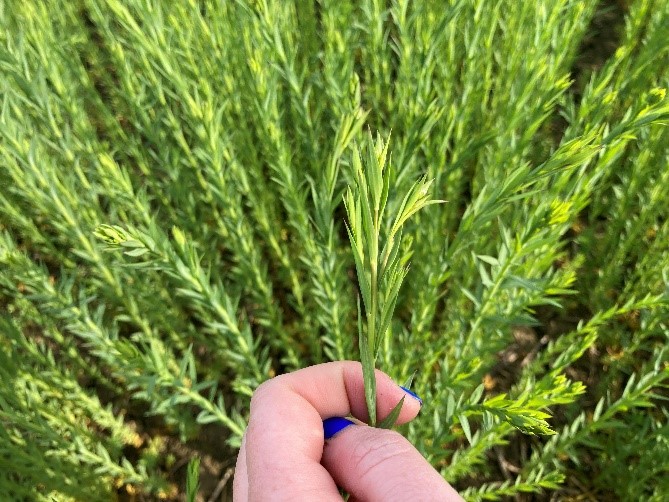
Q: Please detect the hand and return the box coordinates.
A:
[233,361,463,501]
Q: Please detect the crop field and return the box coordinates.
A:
[1,0,668,500]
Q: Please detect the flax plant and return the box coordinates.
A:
[344,134,441,426]
[2,0,669,499]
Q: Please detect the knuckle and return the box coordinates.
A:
[349,429,413,483]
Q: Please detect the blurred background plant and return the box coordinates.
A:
[1,0,668,500]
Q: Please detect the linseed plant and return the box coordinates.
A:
[1,0,669,500]
[344,133,441,427]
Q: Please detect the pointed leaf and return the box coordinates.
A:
[402,371,417,389]
[377,397,405,429]
[459,413,473,444]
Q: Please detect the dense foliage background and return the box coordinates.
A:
[1,0,668,500]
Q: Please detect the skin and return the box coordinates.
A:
[233,361,463,501]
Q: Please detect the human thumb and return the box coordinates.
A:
[321,419,462,501]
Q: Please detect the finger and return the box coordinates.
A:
[322,424,463,501]
[242,361,421,500]
[232,433,248,501]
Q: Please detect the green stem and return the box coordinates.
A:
[366,208,380,425]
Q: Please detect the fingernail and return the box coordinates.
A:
[400,386,423,405]
[323,417,355,440]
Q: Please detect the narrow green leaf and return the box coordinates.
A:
[185,456,200,502]
[123,247,149,257]
[402,371,417,389]
[377,396,405,429]
[459,413,473,444]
